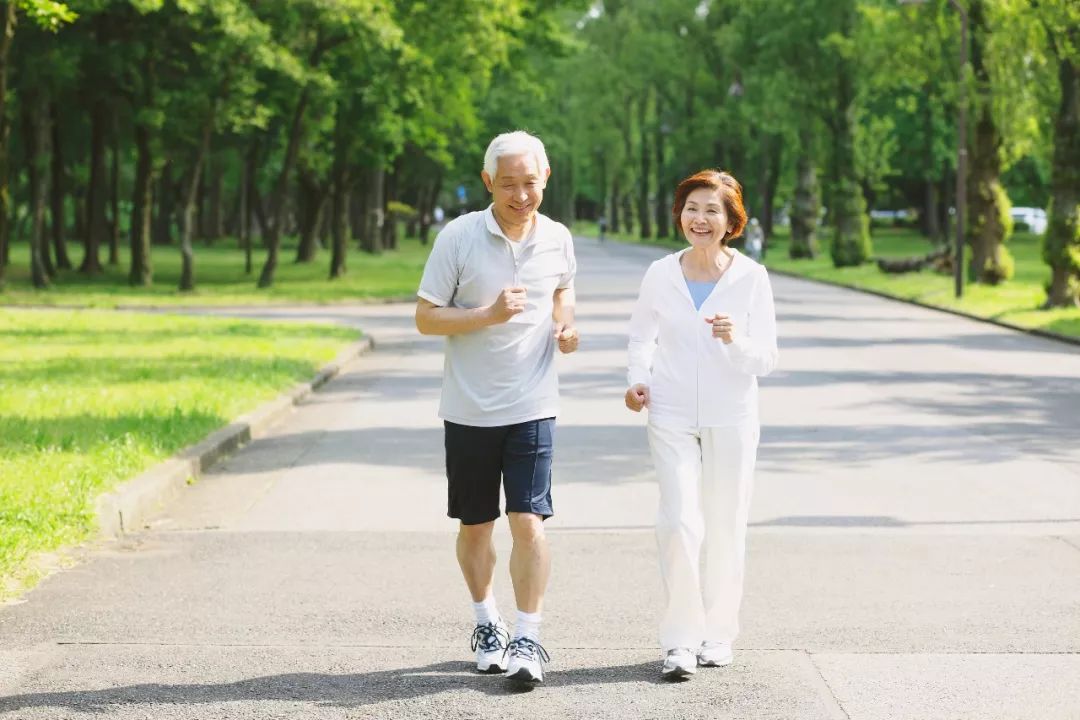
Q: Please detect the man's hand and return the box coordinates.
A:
[625,383,649,412]
[554,322,579,354]
[705,313,735,344]
[487,286,528,324]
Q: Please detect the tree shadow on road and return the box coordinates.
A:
[0,659,670,715]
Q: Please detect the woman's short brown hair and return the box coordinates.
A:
[672,170,748,244]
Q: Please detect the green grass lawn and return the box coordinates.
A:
[0,308,359,594]
[0,234,430,307]
[575,220,1080,340]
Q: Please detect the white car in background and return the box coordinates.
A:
[1010,207,1047,235]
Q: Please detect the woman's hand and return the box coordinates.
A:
[705,313,735,344]
[625,384,650,412]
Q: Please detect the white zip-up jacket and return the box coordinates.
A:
[627,248,778,429]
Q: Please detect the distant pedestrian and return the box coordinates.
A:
[625,169,778,679]
[744,217,764,261]
[415,131,578,685]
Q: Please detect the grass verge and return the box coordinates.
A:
[0,235,430,307]
[0,308,359,594]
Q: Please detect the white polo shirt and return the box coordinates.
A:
[418,206,577,427]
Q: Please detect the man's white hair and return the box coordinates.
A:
[483,131,550,179]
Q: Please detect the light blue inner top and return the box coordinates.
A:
[684,278,717,310]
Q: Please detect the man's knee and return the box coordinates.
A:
[507,512,546,546]
[458,520,495,548]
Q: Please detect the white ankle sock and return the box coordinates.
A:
[472,595,500,626]
[513,610,542,641]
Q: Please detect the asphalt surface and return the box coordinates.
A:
[2,236,1079,719]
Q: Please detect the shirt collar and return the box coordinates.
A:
[484,204,540,245]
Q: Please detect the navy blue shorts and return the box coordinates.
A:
[444,418,555,525]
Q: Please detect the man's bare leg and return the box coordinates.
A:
[457,520,496,602]
[507,512,550,613]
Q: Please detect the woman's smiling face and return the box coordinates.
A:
[680,187,730,249]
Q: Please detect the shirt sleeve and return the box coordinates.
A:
[417,226,459,307]
[627,263,660,387]
[557,231,577,290]
[726,267,779,377]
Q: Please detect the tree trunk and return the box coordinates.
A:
[1044,52,1080,307]
[258,84,312,288]
[0,2,16,286]
[179,110,215,292]
[965,0,1013,285]
[638,96,652,239]
[294,168,324,262]
[351,173,367,249]
[382,160,400,251]
[654,121,668,239]
[196,160,207,241]
[828,6,872,268]
[241,146,253,274]
[923,180,941,242]
[128,123,154,286]
[419,169,441,246]
[208,154,224,242]
[153,162,174,245]
[621,191,634,237]
[329,106,349,279]
[609,176,620,233]
[23,99,55,278]
[25,92,50,288]
[360,164,383,254]
[791,129,820,260]
[108,122,120,265]
[240,143,254,273]
[49,101,71,270]
[80,98,108,274]
[920,86,942,242]
[762,135,782,247]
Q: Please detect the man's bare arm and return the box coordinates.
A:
[552,287,576,328]
[552,287,579,353]
[415,287,526,336]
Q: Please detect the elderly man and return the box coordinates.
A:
[415,131,578,684]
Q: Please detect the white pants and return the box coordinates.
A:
[647,422,759,651]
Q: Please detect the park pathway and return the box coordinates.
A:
[2,236,1079,719]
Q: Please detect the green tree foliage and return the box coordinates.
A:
[0,0,1074,311]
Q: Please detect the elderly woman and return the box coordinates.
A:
[625,169,778,679]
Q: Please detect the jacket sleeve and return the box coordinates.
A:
[627,264,660,387]
[726,267,779,377]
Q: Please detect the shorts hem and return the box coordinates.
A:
[451,510,502,526]
[505,505,554,520]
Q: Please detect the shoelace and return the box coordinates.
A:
[505,636,551,664]
[470,622,510,653]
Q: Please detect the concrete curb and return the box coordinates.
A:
[93,335,375,538]
[766,267,1080,350]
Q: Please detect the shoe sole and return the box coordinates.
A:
[506,668,542,684]
[476,663,507,674]
[661,666,695,680]
[698,657,733,667]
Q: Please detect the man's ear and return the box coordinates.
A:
[481,171,494,193]
[541,166,552,188]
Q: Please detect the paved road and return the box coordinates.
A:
[2,236,1079,719]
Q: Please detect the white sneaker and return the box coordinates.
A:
[471,621,510,674]
[661,648,697,679]
[504,637,550,684]
[697,641,734,667]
